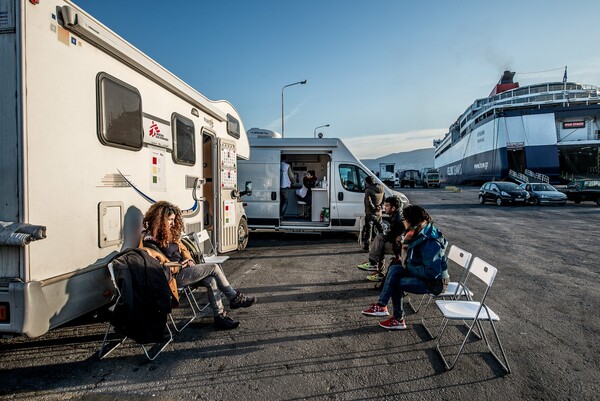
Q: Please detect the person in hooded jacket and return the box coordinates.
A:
[357,196,404,281]
[361,176,385,251]
[363,205,449,330]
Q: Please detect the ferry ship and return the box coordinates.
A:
[434,71,600,184]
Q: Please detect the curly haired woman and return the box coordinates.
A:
[142,201,255,330]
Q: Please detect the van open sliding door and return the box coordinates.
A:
[217,139,239,252]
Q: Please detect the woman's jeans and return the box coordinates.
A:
[175,263,237,316]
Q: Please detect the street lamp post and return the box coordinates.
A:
[313,124,330,138]
[281,80,307,138]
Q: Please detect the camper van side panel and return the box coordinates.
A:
[237,148,280,226]
[0,0,22,278]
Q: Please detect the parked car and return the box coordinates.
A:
[559,179,600,206]
[478,181,529,206]
[518,183,567,206]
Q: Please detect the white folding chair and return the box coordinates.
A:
[193,229,229,265]
[98,262,173,361]
[418,245,474,338]
[434,257,511,373]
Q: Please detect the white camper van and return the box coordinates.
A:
[237,135,409,233]
[0,0,250,337]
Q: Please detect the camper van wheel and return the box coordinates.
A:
[237,219,249,250]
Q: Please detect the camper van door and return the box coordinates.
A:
[217,139,241,252]
[333,162,370,228]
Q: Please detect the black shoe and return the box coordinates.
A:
[214,313,240,330]
[229,291,256,309]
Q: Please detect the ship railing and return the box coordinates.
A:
[463,83,600,122]
[509,170,529,184]
[524,169,550,183]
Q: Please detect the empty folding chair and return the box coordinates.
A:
[193,229,229,264]
[434,257,511,373]
[98,261,173,361]
[418,245,474,338]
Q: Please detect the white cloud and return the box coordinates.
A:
[344,129,446,159]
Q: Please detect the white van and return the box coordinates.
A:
[238,136,409,233]
[0,0,250,337]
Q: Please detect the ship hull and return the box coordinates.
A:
[435,103,600,184]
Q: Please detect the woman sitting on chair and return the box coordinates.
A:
[142,201,255,330]
[297,170,318,218]
[362,205,449,330]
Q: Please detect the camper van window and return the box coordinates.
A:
[227,114,240,139]
[97,73,143,150]
[172,114,196,166]
[339,164,369,193]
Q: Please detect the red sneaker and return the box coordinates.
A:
[379,316,407,330]
[361,303,389,317]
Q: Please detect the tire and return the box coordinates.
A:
[237,219,249,251]
[423,183,428,188]
[596,198,600,206]
[478,195,485,204]
[574,200,581,204]
[531,197,539,206]
[495,197,503,206]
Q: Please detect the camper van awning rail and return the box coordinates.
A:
[59,5,226,122]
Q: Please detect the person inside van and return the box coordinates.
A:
[296,170,318,218]
[357,196,404,282]
[280,155,296,216]
[361,205,449,330]
[141,201,256,330]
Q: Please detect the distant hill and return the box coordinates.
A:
[361,148,436,173]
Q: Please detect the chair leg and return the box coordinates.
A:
[98,321,127,360]
[141,323,174,361]
[419,296,439,339]
[170,287,198,333]
[406,293,425,313]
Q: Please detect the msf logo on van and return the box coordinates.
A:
[149,121,160,137]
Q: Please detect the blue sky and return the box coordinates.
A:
[73,0,600,159]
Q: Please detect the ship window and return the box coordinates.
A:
[172,114,196,166]
[97,73,143,150]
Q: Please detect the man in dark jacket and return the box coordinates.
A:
[361,176,385,252]
[357,196,404,281]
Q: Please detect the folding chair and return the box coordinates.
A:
[98,262,173,361]
[193,229,229,265]
[434,257,511,373]
[416,245,474,338]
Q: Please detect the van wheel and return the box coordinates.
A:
[495,197,503,206]
[237,219,249,250]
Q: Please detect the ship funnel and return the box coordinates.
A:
[499,71,516,84]
[489,70,519,96]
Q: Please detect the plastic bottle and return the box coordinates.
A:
[319,210,324,222]
[323,176,327,188]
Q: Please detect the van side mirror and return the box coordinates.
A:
[240,181,252,196]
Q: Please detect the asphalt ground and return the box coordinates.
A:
[1,186,599,400]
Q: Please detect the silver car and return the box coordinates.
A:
[519,183,567,206]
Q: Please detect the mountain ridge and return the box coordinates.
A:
[360,148,436,173]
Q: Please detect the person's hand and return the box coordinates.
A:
[182,259,195,268]
[395,235,402,244]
